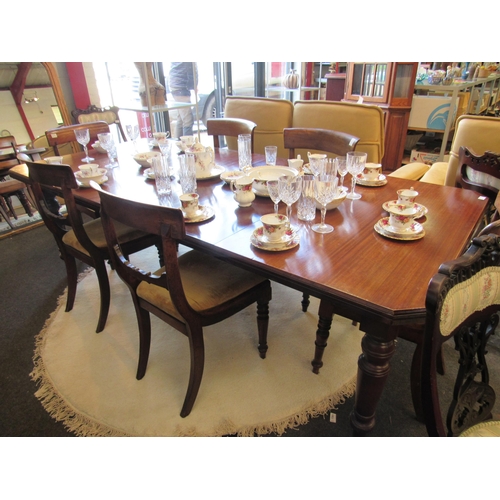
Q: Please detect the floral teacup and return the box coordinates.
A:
[180,193,199,218]
[386,201,419,230]
[397,188,419,208]
[260,213,291,242]
[363,163,382,180]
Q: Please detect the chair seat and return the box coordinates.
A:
[137,250,268,321]
[387,162,430,181]
[419,161,449,185]
[0,179,27,194]
[460,420,500,437]
[62,217,149,256]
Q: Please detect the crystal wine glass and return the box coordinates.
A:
[97,132,118,168]
[307,152,327,176]
[346,151,367,200]
[336,156,348,192]
[278,174,302,222]
[266,179,281,214]
[126,124,139,151]
[74,128,94,163]
[313,174,339,234]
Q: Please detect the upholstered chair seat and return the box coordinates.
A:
[62,218,149,257]
[137,250,269,322]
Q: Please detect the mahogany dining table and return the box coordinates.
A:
[8,139,489,436]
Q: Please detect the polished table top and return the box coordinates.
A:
[9,139,489,434]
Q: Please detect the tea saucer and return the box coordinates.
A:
[220,170,244,184]
[374,217,425,241]
[183,205,215,223]
[251,227,300,251]
[76,175,108,188]
[382,200,428,219]
[196,165,225,180]
[143,167,155,179]
[355,174,387,187]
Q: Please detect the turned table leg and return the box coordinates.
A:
[350,332,396,436]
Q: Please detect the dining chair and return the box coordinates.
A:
[283,127,360,160]
[25,160,161,333]
[72,105,127,141]
[455,146,500,223]
[94,186,272,418]
[283,127,360,314]
[45,121,110,156]
[420,232,500,436]
[206,118,257,151]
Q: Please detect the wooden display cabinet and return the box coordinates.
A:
[344,62,418,171]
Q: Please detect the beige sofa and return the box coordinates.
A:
[224,96,385,164]
[292,100,384,163]
[224,96,294,158]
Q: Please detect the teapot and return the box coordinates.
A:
[231,176,255,207]
[188,138,215,176]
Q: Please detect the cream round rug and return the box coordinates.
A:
[31,246,364,437]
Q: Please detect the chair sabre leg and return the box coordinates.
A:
[181,328,205,418]
[94,261,110,333]
[136,306,151,380]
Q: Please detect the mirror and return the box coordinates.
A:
[0,62,71,146]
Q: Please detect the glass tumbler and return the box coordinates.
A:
[265,145,278,166]
[238,134,252,174]
[297,175,316,221]
[151,155,172,196]
[178,152,197,194]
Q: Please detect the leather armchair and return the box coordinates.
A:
[389,115,500,186]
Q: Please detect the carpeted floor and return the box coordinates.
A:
[1,223,500,438]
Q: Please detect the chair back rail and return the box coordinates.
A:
[206,118,257,151]
[283,127,360,159]
[45,122,110,156]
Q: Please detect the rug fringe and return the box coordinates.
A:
[174,377,357,437]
